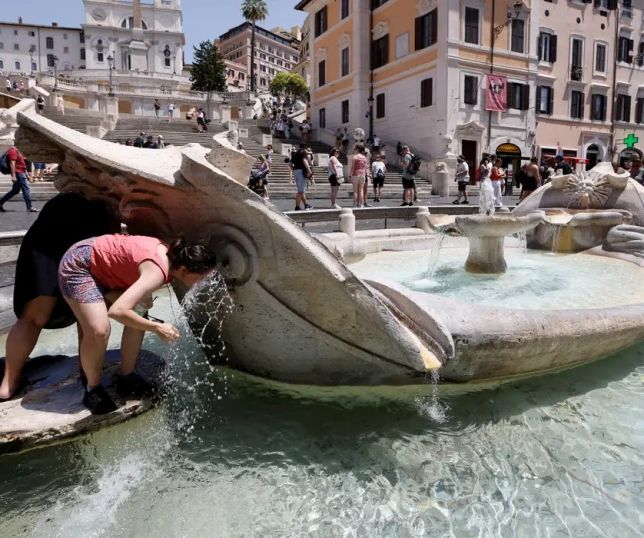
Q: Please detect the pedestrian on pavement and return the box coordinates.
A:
[0,146,37,213]
[371,153,386,203]
[167,102,175,122]
[335,127,343,149]
[301,119,312,142]
[490,158,505,208]
[350,145,369,208]
[290,143,313,211]
[362,146,372,206]
[328,148,344,209]
[373,134,381,153]
[36,95,45,114]
[0,193,119,402]
[519,157,541,202]
[5,78,11,93]
[19,80,25,94]
[400,145,416,206]
[196,108,206,132]
[154,99,161,119]
[453,155,470,204]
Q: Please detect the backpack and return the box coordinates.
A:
[0,151,11,175]
[408,154,421,175]
[375,168,385,181]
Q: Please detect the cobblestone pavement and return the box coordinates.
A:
[0,201,44,232]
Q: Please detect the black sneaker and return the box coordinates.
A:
[305,204,313,210]
[83,385,118,415]
[114,372,158,399]
[0,205,5,212]
[400,202,408,206]
[294,206,302,211]
[461,200,470,204]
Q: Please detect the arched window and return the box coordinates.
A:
[46,37,54,49]
[121,17,148,30]
[0,60,3,69]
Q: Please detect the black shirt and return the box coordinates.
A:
[290,150,306,171]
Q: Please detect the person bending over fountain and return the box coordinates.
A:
[58,235,218,415]
[0,193,120,402]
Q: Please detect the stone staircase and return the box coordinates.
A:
[0,177,58,201]
[104,116,226,146]
[42,107,104,133]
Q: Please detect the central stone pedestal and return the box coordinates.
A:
[455,212,545,274]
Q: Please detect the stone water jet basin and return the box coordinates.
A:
[527,208,632,252]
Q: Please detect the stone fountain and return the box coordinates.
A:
[4,99,644,387]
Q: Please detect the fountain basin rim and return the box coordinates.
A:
[455,211,545,237]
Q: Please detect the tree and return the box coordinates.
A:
[241,0,268,93]
[269,72,309,101]
[190,40,227,93]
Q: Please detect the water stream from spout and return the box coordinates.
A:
[426,229,446,280]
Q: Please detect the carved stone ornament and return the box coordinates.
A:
[416,0,437,17]
[372,22,389,41]
[455,121,485,138]
[339,33,350,49]
[316,47,327,61]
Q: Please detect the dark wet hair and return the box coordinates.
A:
[167,238,217,274]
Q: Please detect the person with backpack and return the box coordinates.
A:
[400,145,417,206]
[153,99,161,119]
[0,146,37,213]
[554,154,573,175]
[371,153,386,203]
[36,95,45,114]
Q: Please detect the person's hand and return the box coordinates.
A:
[154,322,180,343]
[10,176,16,183]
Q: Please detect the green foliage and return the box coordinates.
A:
[241,0,268,23]
[269,72,309,100]
[190,40,227,93]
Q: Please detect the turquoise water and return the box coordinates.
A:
[1,288,644,536]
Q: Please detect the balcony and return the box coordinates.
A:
[570,66,583,81]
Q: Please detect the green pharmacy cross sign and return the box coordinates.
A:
[623,133,639,149]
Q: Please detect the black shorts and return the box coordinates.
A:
[197,117,205,126]
[373,174,385,188]
[328,174,341,187]
[402,178,415,190]
[457,181,467,193]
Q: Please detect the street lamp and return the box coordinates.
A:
[29,45,36,78]
[107,54,115,96]
[173,54,176,75]
[367,93,375,141]
[494,1,524,38]
[53,55,59,92]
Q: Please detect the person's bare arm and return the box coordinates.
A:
[9,160,16,182]
[107,261,179,342]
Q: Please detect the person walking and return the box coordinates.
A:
[350,145,368,208]
[290,143,312,211]
[490,158,506,208]
[5,78,11,93]
[167,102,175,122]
[452,155,470,204]
[400,145,415,206]
[335,127,343,149]
[301,119,312,142]
[0,146,37,212]
[371,153,386,203]
[154,99,161,119]
[196,108,206,132]
[36,95,45,114]
[328,148,344,209]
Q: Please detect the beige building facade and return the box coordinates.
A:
[296,0,643,171]
[217,22,301,93]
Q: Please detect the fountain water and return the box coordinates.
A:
[426,229,445,279]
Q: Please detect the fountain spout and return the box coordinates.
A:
[455,212,545,274]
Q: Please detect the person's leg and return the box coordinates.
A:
[0,180,22,207]
[64,298,110,388]
[18,173,32,210]
[352,178,359,206]
[0,296,57,399]
[358,179,365,207]
[119,327,145,376]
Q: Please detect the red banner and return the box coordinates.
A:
[485,74,507,112]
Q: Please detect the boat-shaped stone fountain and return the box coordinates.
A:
[4,100,644,389]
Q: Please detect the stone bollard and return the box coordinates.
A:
[314,153,329,167]
[339,208,355,239]
[280,143,293,156]
[432,170,450,197]
[415,206,432,233]
[238,128,249,139]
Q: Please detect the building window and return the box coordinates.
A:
[0,60,3,69]
[536,85,553,115]
[371,0,389,8]
[165,57,171,67]
[415,9,437,51]
[508,82,529,110]
[511,19,525,53]
[80,48,86,60]
[319,107,326,128]
[341,47,349,77]
[615,94,631,122]
[571,37,584,69]
[635,97,643,124]
[341,99,349,123]
[64,47,69,54]
[341,0,350,19]
[28,31,35,37]
[420,77,433,107]
[80,32,85,44]
[376,93,385,118]
[538,32,557,63]
[464,7,480,45]
[618,36,633,63]
[595,42,607,73]
[46,37,54,49]
[591,93,607,121]
[31,62,36,71]
[318,59,326,86]
[14,61,20,70]
[463,75,478,105]
[570,90,584,119]
[97,52,104,63]
[13,43,19,50]
[314,7,328,37]
[371,34,389,69]
[47,54,56,67]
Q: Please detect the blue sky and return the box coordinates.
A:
[1,0,305,62]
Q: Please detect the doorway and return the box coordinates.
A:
[586,144,600,170]
[461,140,477,184]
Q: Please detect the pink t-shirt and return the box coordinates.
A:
[351,154,368,177]
[90,234,171,290]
